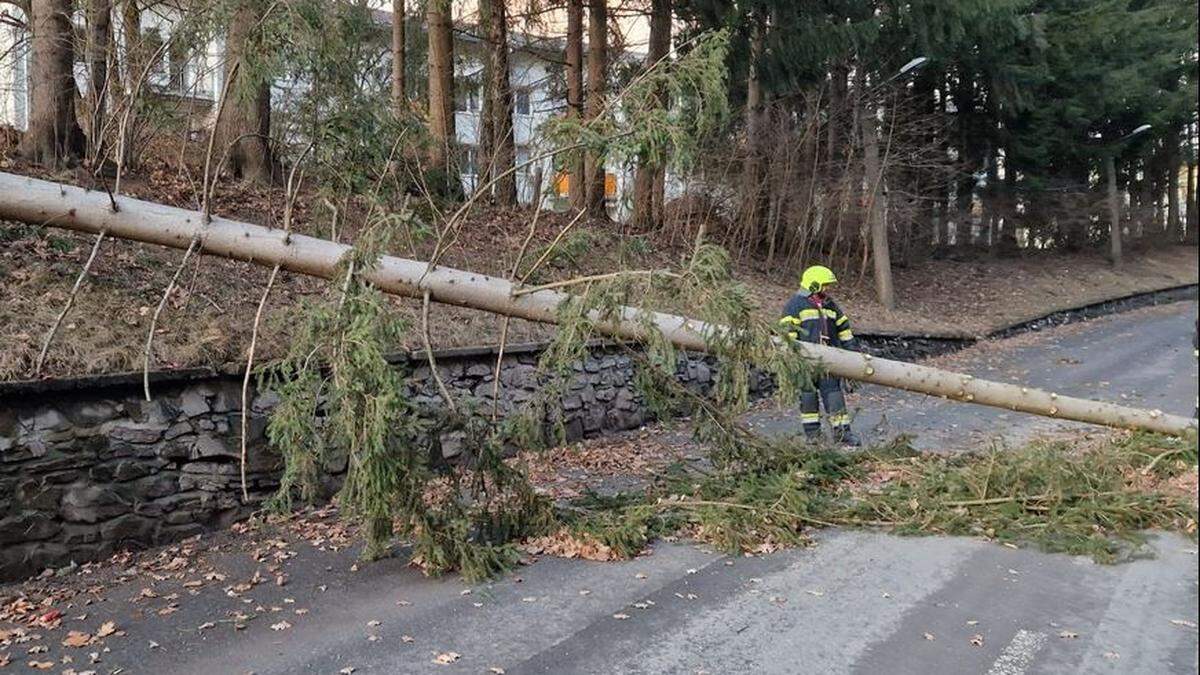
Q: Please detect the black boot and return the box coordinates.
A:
[834,426,860,447]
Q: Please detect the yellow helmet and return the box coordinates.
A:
[800,265,837,294]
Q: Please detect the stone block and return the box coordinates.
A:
[17,480,66,512]
[465,363,492,378]
[65,402,118,427]
[31,409,69,432]
[60,485,130,523]
[131,473,179,500]
[190,435,235,460]
[0,511,61,543]
[100,514,157,544]
[179,389,211,417]
[109,422,167,444]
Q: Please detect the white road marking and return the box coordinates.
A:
[987,629,1048,675]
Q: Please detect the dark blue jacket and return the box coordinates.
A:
[779,290,859,350]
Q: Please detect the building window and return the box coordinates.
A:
[515,146,530,175]
[514,87,531,116]
[455,82,481,113]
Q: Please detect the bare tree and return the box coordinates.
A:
[18,0,86,167]
[631,0,670,230]
[480,0,516,205]
[427,0,455,170]
[391,0,405,114]
[584,0,607,217]
[565,0,584,209]
[214,0,274,184]
[861,91,895,309]
[85,0,112,159]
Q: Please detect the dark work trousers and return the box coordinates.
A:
[801,376,850,437]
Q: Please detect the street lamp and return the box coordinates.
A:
[1100,124,1152,267]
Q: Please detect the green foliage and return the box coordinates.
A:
[541,30,732,175]
[571,432,1197,564]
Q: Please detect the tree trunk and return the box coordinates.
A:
[631,0,670,231]
[740,19,766,240]
[1167,135,1180,239]
[1106,154,1122,266]
[19,0,86,168]
[215,0,274,185]
[481,0,516,206]
[565,0,585,210]
[1186,123,1197,241]
[426,0,455,171]
[860,97,895,310]
[3,170,1192,436]
[86,0,113,159]
[391,0,405,115]
[584,0,608,218]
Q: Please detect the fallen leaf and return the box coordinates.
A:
[923,633,936,641]
[966,620,979,626]
[401,635,414,643]
[62,632,92,648]
[1059,631,1079,639]
[634,573,647,580]
[95,622,117,639]
[339,668,356,674]
[521,597,536,603]
[270,621,291,631]
[366,620,381,627]
[578,590,591,596]
[613,613,630,620]
[805,590,825,597]
[1170,619,1198,629]
[488,668,506,674]
[1103,652,1120,660]
[970,634,984,647]
[0,653,8,668]
[27,660,53,670]
[432,652,460,665]
[197,622,216,631]
[148,641,160,650]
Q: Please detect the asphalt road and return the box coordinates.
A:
[3,302,1197,675]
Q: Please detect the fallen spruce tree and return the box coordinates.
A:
[2,170,1196,437]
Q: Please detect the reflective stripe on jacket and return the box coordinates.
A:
[779,290,859,350]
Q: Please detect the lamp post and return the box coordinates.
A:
[1101,124,1152,266]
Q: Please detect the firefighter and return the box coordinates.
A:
[780,265,861,446]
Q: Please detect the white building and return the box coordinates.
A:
[0,5,653,216]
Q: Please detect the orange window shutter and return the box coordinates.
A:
[604,173,617,197]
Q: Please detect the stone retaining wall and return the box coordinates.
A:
[0,345,748,581]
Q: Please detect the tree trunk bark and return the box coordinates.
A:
[860,97,895,310]
[86,0,112,159]
[481,0,516,206]
[1167,135,1180,239]
[1106,154,1122,266]
[19,0,86,168]
[631,0,670,231]
[584,0,608,218]
[215,0,274,185]
[1186,123,1197,241]
[565,0,585,210]
[391,0,405,115]
[426,0,455,171]
[740,19,766,242]
[3,171,1192,436]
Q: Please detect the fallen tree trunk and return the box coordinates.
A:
[2,171,1196,436]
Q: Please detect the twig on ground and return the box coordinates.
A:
[144,237,200,400]
[241,262,281,502]
[422,291,457,413]
[35,230,106,376]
